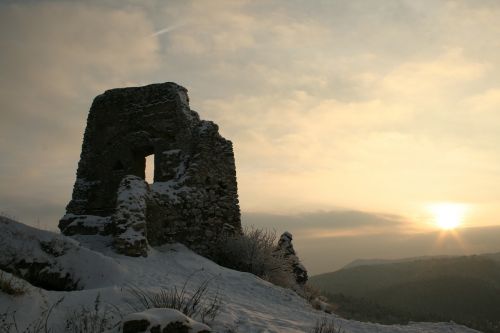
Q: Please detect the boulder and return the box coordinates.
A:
[0,216,124,291]
[122,308,211,333]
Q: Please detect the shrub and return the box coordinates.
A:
[213,226,296,289]
[0,297,64,333]
[0,311,15,333]
[64,293,122,333]
[311,317,344,333]
[0,272,26,296]
[126,274,221,323]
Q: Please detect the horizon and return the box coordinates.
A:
[2,0,500,275]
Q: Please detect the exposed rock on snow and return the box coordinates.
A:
[0,216,124,290]
[276,232,308,286]
[60,82,241,257]
[122,308,211,333]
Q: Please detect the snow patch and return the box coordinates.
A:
[123,308,210,332]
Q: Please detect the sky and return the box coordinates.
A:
[1,0,500,274]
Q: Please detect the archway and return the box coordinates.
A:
[145,154,154,184]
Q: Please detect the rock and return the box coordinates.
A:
[59,82,241,257]
[112,175,150,257]
[311,296,333,314]
[276,232,308,286]
[0,216,124,291]
[121,308,211,333]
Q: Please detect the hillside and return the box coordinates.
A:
[342,255,456,270]
[342,252,500,270]
[0,217,481,333]
[310,256,500,332]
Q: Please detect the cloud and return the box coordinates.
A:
[243,210,407,239]
[2,0,500,235]
[151,23,184,37]
[0,1,160,224]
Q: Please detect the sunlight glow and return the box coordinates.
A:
[428,203,467,230]
[145,155,154,184]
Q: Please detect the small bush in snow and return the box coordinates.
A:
[126,274,221,323]
[0,311,15,333]
[64,293,122,333]
[213,227,297,289]
[311,317,344,333]
[0,297,64,333]
[0,272,26,296]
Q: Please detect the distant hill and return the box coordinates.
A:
[310,255,500,333]
[342,254,456,270]
[342,251,500,269]
[482,251,500,263]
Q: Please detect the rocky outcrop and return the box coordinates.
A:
[276,232,308,286]
[0,216,124,291]
[122,308,211,333]
[59,82,241,257]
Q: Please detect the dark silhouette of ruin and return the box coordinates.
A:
[59,82,241,256]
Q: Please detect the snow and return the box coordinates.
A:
[61,214,111,233]
[162,149,181,156]
[113,175,150,247]
[0,219,480,333]
[150,180,191,203]
[0,216,125,289]
[123,308,210,332]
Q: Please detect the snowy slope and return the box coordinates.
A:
[0,221,480,333]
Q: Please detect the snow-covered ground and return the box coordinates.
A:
[0,220,479,333]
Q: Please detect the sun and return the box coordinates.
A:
[428,203,467,230]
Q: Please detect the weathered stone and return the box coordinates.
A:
[0,216,124,291]
[60,82,241,257]
[112,175,150,257]
[123,319,150,333]
[276,232,308,286]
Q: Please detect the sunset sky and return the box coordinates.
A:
[1,0,500,273]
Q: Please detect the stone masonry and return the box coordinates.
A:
[276,232,308,286]
[59,82,241,257]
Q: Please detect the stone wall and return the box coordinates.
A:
[59,82,241,256]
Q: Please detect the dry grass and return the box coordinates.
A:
[1,297,64,333]
[311,317,344,333]
[213,226,296,289]
[126,274,221,323]
[64,294,122,333]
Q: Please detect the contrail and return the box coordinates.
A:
[151,23,183,37]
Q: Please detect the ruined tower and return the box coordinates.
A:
[59,82,241,256]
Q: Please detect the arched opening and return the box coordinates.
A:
[145,154,154,184]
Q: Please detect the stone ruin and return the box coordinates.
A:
[276,232,308,286]
[59,82,241,257]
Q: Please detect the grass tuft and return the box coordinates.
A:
[64,293,122,333]
[213,226,296,289]
[311,317,344,333]
[126,273,221,323]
